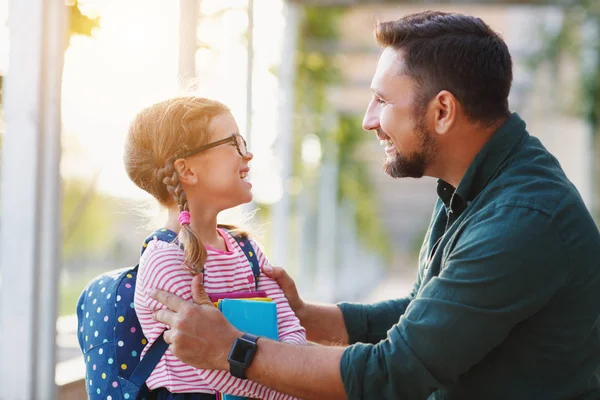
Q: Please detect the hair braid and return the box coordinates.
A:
[156,161,205,275]
[157,161,188,212]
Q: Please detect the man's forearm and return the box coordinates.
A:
[297,302,349,345]
[245,339,347,400]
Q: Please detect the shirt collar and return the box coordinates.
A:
[437,112,528,215]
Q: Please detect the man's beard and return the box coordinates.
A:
[383,118,435,179]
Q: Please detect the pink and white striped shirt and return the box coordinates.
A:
[134,228,306,399]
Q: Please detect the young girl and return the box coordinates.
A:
[124,97,306,400]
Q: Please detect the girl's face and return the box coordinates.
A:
[184,112,254,213]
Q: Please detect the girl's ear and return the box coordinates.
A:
[174,158,198,186]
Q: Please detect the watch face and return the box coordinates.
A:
[228,337,257,366]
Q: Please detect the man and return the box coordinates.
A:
[150,11,600,399]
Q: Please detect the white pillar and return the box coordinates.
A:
[37,3,67,398]
[337,201,357,300]
[241,0,257,214]
[271,2,300,266]
[178,0,198,86]
[294,177,314,296]
[0,0,66,398]
[245,0,254,149]
[314,140,339,302]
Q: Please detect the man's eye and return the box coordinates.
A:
[376,97,385,104]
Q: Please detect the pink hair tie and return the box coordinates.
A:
[178,211,191,226]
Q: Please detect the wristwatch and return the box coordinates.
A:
[227,333,259,379]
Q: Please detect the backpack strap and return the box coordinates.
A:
[228,233,261,291]
[128,228,177,388]
[128,332,169,388]
[141,228,178,256]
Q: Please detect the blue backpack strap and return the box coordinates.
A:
[229,232,260,291]
[126,228,177,387]
[128,332,169,388]
[141,228,178,256]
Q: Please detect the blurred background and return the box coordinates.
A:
[0,0,599,398]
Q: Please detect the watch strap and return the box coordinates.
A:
[229,333,259,379]
[229,362,246,380]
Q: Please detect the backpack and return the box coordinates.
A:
[76,228,260,400]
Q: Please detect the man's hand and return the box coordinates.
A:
[262,265,307,319]
[263,265,349,345]
[150,272,241,371]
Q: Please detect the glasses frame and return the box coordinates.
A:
[180,133,248,159]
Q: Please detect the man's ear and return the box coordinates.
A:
[174,158,198,186]
[432,90,457,135]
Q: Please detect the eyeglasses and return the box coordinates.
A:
[180,133,249,159]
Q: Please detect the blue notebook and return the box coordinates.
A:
[218,299,279,400]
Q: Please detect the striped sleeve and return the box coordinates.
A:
[139,240,193,312]
[197,369,299,400]
[250,239,307,346]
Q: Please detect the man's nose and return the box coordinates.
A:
[362,102,379,132]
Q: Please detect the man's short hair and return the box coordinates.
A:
[376,11,513,124]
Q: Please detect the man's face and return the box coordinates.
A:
[363,47,436,179]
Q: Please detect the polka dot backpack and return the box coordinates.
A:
[76,228,260,400]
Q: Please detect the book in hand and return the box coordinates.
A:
[218,299,279,400]
[218,299,278,340]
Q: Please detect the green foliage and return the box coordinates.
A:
[335,116,391,256]
[536,6,599,122]
[294,7,391,257]
[295,7,342,114]
[62,179,117,259]
[292,7,342,183]
[59,272,99,316]
[532,3,600,222]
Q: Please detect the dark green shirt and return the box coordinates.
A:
[339,114,600,400]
